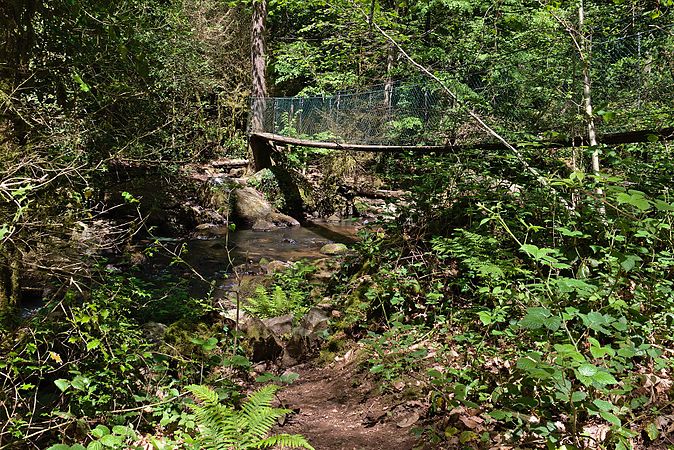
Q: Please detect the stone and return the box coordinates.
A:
[265,260,290,274]
[268,211,301,228]
[241,317,284,362]
[222,308,248,323]
[284,307,330,363]
[234,187,273,224]
[320,243,348,255]
[252,219,276,232]
[233,187,300,230]
[143,322,167,343]
[263,314,294,337]
[299,307,330,337]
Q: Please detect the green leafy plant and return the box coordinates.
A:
[244,261,317,319]
[186,384,314,450]
[244,285,300,319]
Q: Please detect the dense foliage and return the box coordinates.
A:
[2,0,674,448]
[330,137,674,447]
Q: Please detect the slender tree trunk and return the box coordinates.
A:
[578,1,602,191]
[9,254,20,306]
[384,45,395,111]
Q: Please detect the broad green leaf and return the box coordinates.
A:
[112,425,135,437]
[589,342,615,358]
[555,277,597,296]
[621,255,642,272]
[201,337,218,352]
[600,410,621,427]
[581,312,613,335]
[91,425,110,438]
[557,227,585,238]
[646,421,659,440]
[99,434,123,447]
[592,371,618,386]
[519,307,551,330]
[554,344,585,363]
[71,375,90,391]
[54,379,70,392]
[488,410,512,420]
[545,315,561,331]
[478,311,492,325]
[576,364,599,381]
[370,364,384,373]
[615,191,650,211]
[654,200,674,211]
[592,399,614,412]
[570,391,587,403]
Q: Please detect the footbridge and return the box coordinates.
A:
[248,83,673,171]
[247,29,673,171]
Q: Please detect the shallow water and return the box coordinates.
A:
[184,220,360,278]
[18,220,361,317]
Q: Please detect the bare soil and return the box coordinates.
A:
[276,359,420,450]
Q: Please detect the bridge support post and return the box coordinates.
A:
[249,134,273,172]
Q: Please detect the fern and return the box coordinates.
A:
[256,434,315,449]
[245,285,303,319]
[187,384,314,450]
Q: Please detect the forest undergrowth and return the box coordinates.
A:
[2,139,674,450]
[323,140,674,449]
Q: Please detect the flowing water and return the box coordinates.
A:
[184,220,360,278]
[18,220,361,317]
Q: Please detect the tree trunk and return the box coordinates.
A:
[250,0,268,133]
[384,45,396,111]
[249,0,271,171]
[578,1,602,190]
[9,253,20,306]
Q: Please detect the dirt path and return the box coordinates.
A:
[276,360,420,450]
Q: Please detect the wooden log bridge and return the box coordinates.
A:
[249,128,674,171]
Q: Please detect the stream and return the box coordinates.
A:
[184,219,360,278]
[18,220,361,318]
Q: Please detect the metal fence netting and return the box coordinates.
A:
[250,26,674,147]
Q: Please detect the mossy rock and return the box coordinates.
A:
[320,243,348,255]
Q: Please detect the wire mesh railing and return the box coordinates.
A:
[249,26,674,147]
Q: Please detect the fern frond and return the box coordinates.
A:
[255,433,315,449]
[242,385,278,412]
[187,384,310,450]
[188,384,220,405]
[242,406,289,442]
[188,385,240,448]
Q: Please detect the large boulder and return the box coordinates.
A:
[233,187,300,231]
[234,187,273,223]
[263,314,294,337]
[284,307,330,364]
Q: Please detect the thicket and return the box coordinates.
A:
[0,0,251,311]
[2,0,674,448]
[329,138,674,448]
